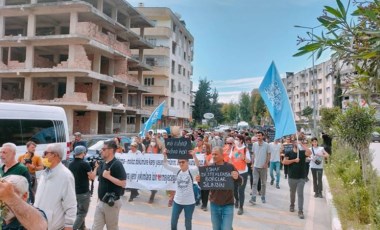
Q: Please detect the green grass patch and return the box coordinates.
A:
[325,144,380,229]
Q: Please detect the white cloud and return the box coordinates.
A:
[212,77,263,90]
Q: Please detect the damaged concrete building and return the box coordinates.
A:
[0,0,155,135]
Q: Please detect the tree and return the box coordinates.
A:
[334,105,376,183]
[239,92,252,122]
[210,88,224,124]
[294,0,380,103]
[319,107,342,134]
[221,102,239,123]
[192,78,211,123]
[251,90,267,125]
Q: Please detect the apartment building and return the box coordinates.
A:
[0,0,154,135]
[284,59,336,121]
[131,6,194,128]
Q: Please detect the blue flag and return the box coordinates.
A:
[139,101,166,137]
[259,62,297,139]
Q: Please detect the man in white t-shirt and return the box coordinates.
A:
[269,139,282,189]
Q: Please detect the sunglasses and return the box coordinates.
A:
[43,151,54,156]
[178,161,187,164]
[227,143,233,145]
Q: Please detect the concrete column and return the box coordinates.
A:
[108,59,115,76]
[136,91,142,109]
[120,114,127,133]
[55,26,60,35]
[66,75,75,95]
[0,0,4,6]
[97,0,104,12]
[53,54,60,64]
[140,27,145,37]
[0,78,2,99]
[89,111,99,134]
[68,45,76,68]
[69,12,78,34]
[125,16,131,29]
[25,45,34,69]
[105,112,113,134]
[23,77,33,101]
[138,48,144,62]
[138,69,143,84]
[124,15,131,29]
[92,79,100,103]
[92,53,101,73]
[27,14,36,37]
[122,88,128,106]
[65,108,74,135]
[111,7,117,21]
[135,114,142,133]
[0,16,4,38]
[106,85,115,105]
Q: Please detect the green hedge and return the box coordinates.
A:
[325,144,380,229]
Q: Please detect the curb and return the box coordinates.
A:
[323,175,342,230]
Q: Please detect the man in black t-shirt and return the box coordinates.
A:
[69,145,97,230]
[282,140,311,220]
[92,140,127,230]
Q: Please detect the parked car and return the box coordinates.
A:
[372,131,380,142]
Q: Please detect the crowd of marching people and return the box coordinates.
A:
[0,127,331,230]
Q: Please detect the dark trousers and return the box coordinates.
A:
[247,163,253,189]
[73,192,91,230]
[130,189,139,198]
[311,168,323,194]
[201,189,209,207]
[305,161,310,179]
[234,172,248,208]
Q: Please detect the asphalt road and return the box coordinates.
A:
[84,169,331,230]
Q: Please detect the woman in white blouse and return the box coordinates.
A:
[163,150,199,230]
[309,137,329,198]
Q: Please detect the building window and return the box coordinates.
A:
[171,60,175,74]
[320,99,322,105]
[327,98,330,103]
[144,77,154,86]
[178,64,182,74]
[146,58,156,66]
[127,116,136,124]
[171,79,176,93]
[147,38,157,46]
[171,98,175,107]
[183,68,186,76]
[172,41,177,55]
[183,101,185,109]
[145,96,154,106]
[178,82,182,92]
[184,52,186,60]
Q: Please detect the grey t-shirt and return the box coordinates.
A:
[252,141,269,168]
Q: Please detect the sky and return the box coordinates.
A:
[128,0,334,103]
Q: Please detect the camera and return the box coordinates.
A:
[102,192,118,206]
[24,158,32,164]
[87,155,103,169]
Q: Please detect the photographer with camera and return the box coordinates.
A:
[17,141,44,204]
[92,140,126,230]
[68,146,97,230]
[70,132,87,152]
[309,137,329,198]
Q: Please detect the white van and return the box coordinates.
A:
[0,103,70,161]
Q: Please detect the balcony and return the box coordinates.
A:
[76,22,131,57]
[144,46,170,56]
[144,86,169,96]
[144,27,172,38]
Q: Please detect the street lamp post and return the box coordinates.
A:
[295,24,321,138]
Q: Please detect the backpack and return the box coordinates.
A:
[177,170,201,205]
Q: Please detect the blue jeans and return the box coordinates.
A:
[171,201,195,230]
[210,202,234,230]
[269,161,281,185]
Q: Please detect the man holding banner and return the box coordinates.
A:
[196,146,242,230]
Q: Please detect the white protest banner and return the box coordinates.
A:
[115,153,205,190]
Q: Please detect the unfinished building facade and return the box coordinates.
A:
[0,0,154,135]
